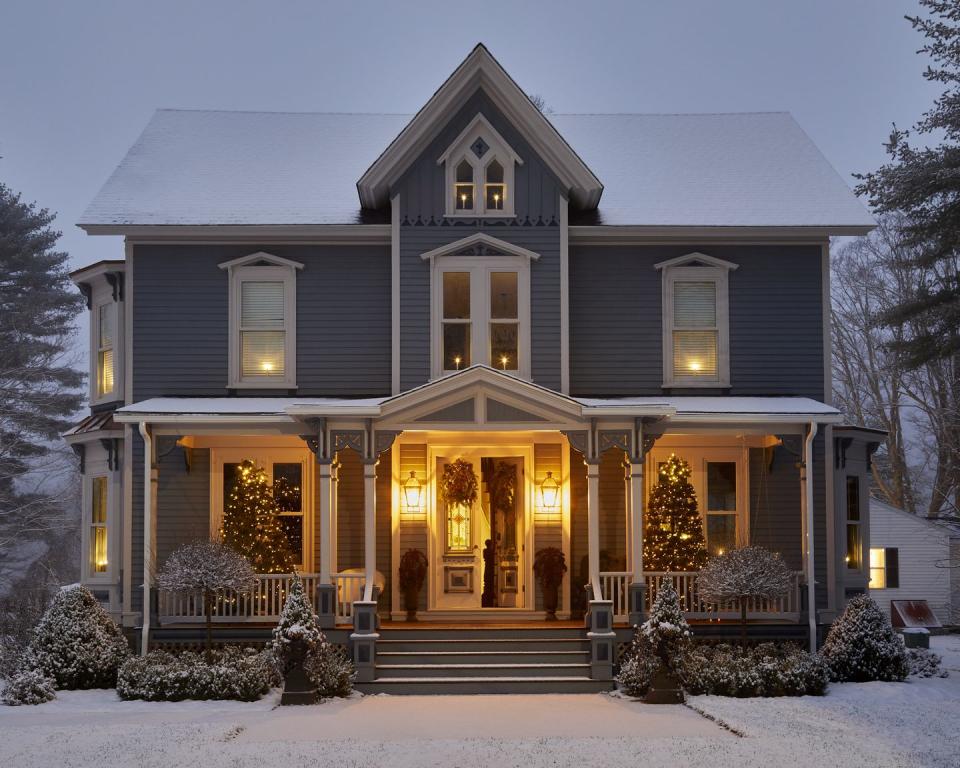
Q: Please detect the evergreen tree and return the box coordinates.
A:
[0,183,84,554]
[854,0,960,367]
[220,460,294,574]
[643,454,708,571]
[820,595,909,682]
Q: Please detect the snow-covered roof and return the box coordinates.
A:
[576,396,842,423]
[114,392,839,424]
[79,109,873,230]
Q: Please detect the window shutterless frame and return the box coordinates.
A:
[429,253,532,380]
[220,253,303,389]
[656,253,737,389]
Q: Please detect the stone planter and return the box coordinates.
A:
[280,637,318,705]
[643,661,684,704]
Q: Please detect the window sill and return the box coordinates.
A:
[228,381,298,390]
[443,213,517,220]
[662,380,730,389]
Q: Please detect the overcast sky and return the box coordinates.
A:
[0,0,940,314]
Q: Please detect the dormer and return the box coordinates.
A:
[437,114,523,218]
[71,260,126,407]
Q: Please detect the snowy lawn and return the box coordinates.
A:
[1,634,957,768]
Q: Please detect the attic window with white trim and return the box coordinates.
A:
[656,253,738,388]
[439,114,522,218]
[219,252,303,389]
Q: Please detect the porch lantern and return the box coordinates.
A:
[403,470,422,510]
[539,471,560,511]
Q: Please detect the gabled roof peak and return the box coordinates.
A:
[356,44,603,211]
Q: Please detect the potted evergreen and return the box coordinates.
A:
[533,547,567,619]
[398,548,428,620]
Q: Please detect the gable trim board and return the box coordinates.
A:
[357,45,602,211]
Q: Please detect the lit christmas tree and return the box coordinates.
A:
[643,453,708,572]
[220,459,294,573]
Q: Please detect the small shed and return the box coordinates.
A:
[868,498,957,626]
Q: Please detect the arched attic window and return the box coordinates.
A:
[438,114,523,218]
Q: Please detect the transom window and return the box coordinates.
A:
[657,254,736,388]
[431,252,531,378]
[438,113,522,218]
[220,253,302,389]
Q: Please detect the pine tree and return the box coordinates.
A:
[220,460,294,574]
[640,580,691,670]
[271,574,324,670]
[0,183,84,555]
[820,595,909,682]
[854,1,960,368]
[643,454,708,572]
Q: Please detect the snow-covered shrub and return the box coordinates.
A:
[907,647,948,679]
[640,580,691,670]
[820,595,909,682]
[2,669,56,706]
[24,585,129,689]
[117,646,274,701]
[271,574,354,697]
[679,643,828,697]
[615,632,659,696]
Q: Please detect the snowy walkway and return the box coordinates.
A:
[1,635,957,768]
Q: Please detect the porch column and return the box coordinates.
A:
[802,422,819,653]
[315,458,337,628]
[586,460,601,598]
[627,460,646,626]
[362,459,378,602]
[138,422,157,656]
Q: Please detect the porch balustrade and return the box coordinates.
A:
[600,570,804,624]
[157,571,367,626]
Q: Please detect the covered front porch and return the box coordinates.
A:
[117,366,838,669]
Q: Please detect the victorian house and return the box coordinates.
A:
[65,45,878,693]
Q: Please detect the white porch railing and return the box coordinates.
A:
[599,570,804,623]
[158,572,367,626]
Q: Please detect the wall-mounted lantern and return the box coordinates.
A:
[403,470,422,510]
[540,470,560,511]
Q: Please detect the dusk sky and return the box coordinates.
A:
[0,0,939,273]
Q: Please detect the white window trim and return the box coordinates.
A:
[647,445,750,555]
[868,547,888,589]
[437,113,523,219]
[219,252,302,389]
[80,446,120,585]
[656,253,738,388]
[209,446,315,573]
[89,294,122,406]
[429,253,532,380]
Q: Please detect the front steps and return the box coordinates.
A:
[355,626,613,695]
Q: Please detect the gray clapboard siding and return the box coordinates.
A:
[376,447,393,613]
[395,87,564,394]
[131,243,391,399]
[749,440,802,570]
[336,449,364,570]
[156,441,210,565]
[533,443,563,610]
[569,244,825,398]
[398,443,429,611]
[599,450,626,567]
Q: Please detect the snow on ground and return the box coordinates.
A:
[1,635,957,768]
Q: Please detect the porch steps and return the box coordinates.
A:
[355,626,613,695]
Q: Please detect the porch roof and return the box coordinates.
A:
[115,391,841,425]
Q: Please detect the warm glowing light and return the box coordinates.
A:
[493,193,500,203]
[261,361,274,372]
[688,360,702,372]
[454,355,462,370]
[716,548,724,556]
[403,470,422,510]
[540,471,560,510]
[460,193,467,204]
[500,354,509,370]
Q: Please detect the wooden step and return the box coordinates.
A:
[356,676,613,695]
[376,662,592,679]
[377,650,589,665]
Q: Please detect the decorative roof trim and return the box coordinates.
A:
[654,251,740,271]
[357,44,602,210]
[419,232,540,263]
[217,251,304,271]
[436,112,523,167]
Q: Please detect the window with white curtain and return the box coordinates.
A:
[96,303,114,397]
[221,254,301,388]
[658,254,736,387]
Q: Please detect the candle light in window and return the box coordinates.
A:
[454,355,462,370]
[461,193,467,206]
[688,360,702,372]
[500,354,508,370]
[261,361,274,372]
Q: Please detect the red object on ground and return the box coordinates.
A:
[890,600,941,628]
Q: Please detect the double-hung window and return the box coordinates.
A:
[96,304,115,398]
[869,547,899,589]
[845,476,862,570]
[220,253,302,389]
[657,254,736,388]
[90,476,109,574]
[428,240,533,379]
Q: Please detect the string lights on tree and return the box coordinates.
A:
[220,459,294,574]
[643,453,708,572]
